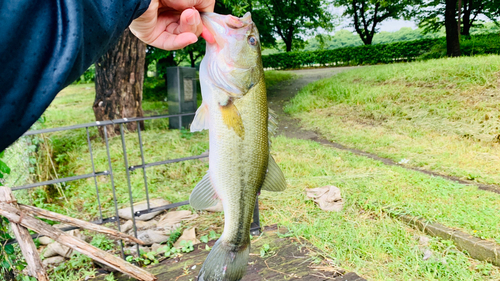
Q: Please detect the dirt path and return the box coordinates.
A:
[268,67,500,195]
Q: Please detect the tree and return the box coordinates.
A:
[175,40,206,67]
[419,0,500,36]
[335,0,419,45]
[253,0,334,52]
[444,0,461,56]
[94,28,146,138]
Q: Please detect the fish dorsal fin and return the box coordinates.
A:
[268,108,278,138]
[261,155,287,192]
[189,173,220,210]
[191,102,210,132]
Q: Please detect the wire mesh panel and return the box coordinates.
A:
[4,114,261,255]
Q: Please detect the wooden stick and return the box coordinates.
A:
[18,204,145,245]
[0,187,49,281]
[0,202,157,281]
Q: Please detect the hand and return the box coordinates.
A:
[130,0,215,50]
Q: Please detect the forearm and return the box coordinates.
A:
[0,0,151,152]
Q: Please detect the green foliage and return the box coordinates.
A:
[200,235,209,243]
[143,77,167,102]
[334,0,419,45]
[253,0,334,52]
[0,151,11,185]
[0,217,34,281]
[259,243,270,257]
[90,234,115,251]
[419,33,500,59]
[179,240,194,253]
[263,33,500,69]
[417,0,500,35]
[263,37,441,69]
[167,230,182,247]
[49,252,96,281]
[73,64,95,84]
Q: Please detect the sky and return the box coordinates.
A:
[378,19,418,32]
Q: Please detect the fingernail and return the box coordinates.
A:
[187,10,196,25]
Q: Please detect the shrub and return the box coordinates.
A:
[262,33,500,69]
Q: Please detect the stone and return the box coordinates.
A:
[42,243,58,258]
[136,220,157,230]
[205,201,223,212]
[55,243,74,258]
[174,228,200,248]
[42,256,65,267]
[306,185,344,212]
[118,199,170,221]
[44,242,74,258]
[158,211,198,228]
[121,220,133,233]
[151,243,169,254]
[38,236,54,245]
[68,229,87,242]
[422,249,433,260]
[418,236,430,246]
[137,229,170,245]
[124,246,152,255]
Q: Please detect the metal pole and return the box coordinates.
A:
[119,124,140,255]
[137,123,151,212]
[86,127,103,223]
[103,125,125,258]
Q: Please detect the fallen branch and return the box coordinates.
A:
[0,187,48,281]
[0,201,157,281]
[18,204,144,245]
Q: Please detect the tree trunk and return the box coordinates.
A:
[457,0,462,40]
[361,33,374,45]
[461,0,472,36]
[94,28,146,138]
[445,0,461,57]
[285,40,292,52]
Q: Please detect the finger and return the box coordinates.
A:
[149,32,199,50]
[169,9,202,37]
[161,0,215,13]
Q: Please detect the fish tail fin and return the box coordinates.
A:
[198,238,249,281]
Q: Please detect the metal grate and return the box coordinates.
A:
[7,113,261,254]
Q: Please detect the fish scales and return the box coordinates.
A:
[189,12,286,281]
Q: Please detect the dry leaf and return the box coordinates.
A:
[306,185,344,212]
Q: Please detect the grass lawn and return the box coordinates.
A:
[5,67,500,280]
[286,55,500,186]
[262,136,500,280]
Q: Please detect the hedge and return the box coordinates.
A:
[262,33,500,70]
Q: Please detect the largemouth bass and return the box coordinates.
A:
[189,12,286,281]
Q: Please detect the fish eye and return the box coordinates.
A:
[248,36,257,46]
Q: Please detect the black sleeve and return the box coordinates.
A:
[0,0,151,152]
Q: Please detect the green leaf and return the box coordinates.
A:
[4,244,14,255]
[200,235,209,243]
[0,160,10,175]
[2,260,11,270]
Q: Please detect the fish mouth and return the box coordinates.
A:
[201,12,253,46]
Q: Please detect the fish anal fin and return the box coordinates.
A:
[191,102,209,132]
[261,155,287,192]
[220,102,245,138]
[189,173,220,210]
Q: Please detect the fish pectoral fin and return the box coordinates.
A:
[189,173,220,210]
[191,102,210,132]
[261,155,287,192]
[220,102,245,138]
